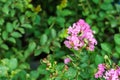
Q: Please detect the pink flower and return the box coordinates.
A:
[64,58,71,64]
[64,19,97,51]
[95,64,106,78]
[95,64,120,80]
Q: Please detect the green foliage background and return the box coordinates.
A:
[0,0,120,80]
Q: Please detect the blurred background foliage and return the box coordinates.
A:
[0,0,120,80]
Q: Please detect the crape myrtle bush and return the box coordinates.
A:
[0,0,120,80]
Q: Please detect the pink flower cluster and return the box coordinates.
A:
[64,19,97,51]
[95,64,120,80]
[95,64,106,78]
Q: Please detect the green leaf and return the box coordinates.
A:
[40,34,48,45]
[51,28,56,38]
[34,15,41,25]
[12,70,27,80]
[104,0,113,3]
[42,46,50,53]
[0,18,4,25]
[0,38,3,44]
[0,65,8,77]
[115,46,120,53]
[2,31,8,40]
[2,5,9,14]
[9,58,18,70]
[92,0,99,4]
[114,34,120,45]
[100,3,113,10]
[48,17,56,25]
[24,42,36,58]
[110,20,117,28]
[28,42,36,52]
[56,17,65,27]
[92,26,99,34]
[59,29,68,38]
[11,32,22,38]
[21,24,32,28]
[18,28,25,34]
[10,10,15,17]
[6,22,13,32]
[113,53,119,58]
[30,71,39,79]
[57,9,72,17]
[0,0,7,2]
[56,63,64,71]
[65,67,77,79]
[1,44,9,50]
[89,14,97,19]
[8,37,16,43]
[53,41,61,48]
[101,43,112,53]
[19,15,25,24]
[34,49,42,56]
[95,55,104,65]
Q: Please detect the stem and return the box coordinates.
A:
[86,0,94,14]
[49,21,55,29]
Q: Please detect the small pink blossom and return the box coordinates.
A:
[64,58,71,64]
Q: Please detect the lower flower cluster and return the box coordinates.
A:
[95,64,120,80]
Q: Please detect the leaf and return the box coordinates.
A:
[9,58,18,70]
[19,15,25,24]
[56,17,65,27]
[0,65,8,77]
[42,46,50,53]
[92,26,99,34]
[92,0,99,4]
[114,34,120,45]
[0,0,7,2]
[28,42,36,52]
[40,34,48,45]
[101,43,112,53]
[48,17,56,25]
[110,20,117,28]
[113,53,119,58]
[53,41,61,48]
[18,28,25,34]
[8,37,16,43]
[2,5,9,14]
[100,3,113,10]
[34,49,42,56]
[0,38,3,44]
[6,22,13,32]
[24,42,36,58]
[21,24,32,28]
[11,32,22,38]
[57,9,72,17]
[2,31,8,40]
[89,14,97,19]
[30,71,39,79]
[104,0,113,3]
[51,28,56,38]
[0,18,4,25]
[65,67,77,79]
[115,46,120,53]
[34,14,41,25]
[1,44,9,50]
[95,55,104,65]
[10,10,15,17]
